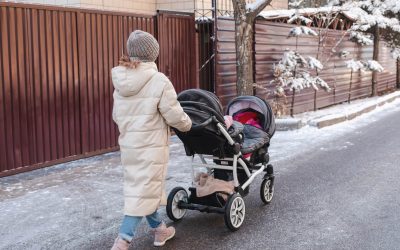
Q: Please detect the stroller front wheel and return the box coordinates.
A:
[224,193,246,231]
[260,178,274,204]
[166,187,188,221]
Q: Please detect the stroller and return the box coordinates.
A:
[166,89,276,231]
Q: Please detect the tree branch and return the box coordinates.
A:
[248,0,273,16]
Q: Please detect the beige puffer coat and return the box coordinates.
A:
[111,62,192,216]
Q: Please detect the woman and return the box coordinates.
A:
[111,30,192,249]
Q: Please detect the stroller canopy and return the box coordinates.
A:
[226,96,276,137]
[177,89,225,127]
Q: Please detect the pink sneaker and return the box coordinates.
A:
[111,237,130,250]
[154,222,176,247]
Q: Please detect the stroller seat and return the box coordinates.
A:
[227,122,270,155]
[241,125,270,154]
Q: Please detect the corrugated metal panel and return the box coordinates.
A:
[0,3,156,176]
[215,17,237,108]
[77,11,155,155]
[157,11,198,93]
[214,17,398,114]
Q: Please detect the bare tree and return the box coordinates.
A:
[232,0,273,95]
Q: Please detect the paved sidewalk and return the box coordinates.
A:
[276,90,400,130]
[0,95,399,249]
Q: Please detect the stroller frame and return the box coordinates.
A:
[166,117,275,231]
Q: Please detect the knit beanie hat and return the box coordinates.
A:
[126,30,159,62]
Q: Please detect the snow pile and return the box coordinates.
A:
[288,26,318,37]
[346,59,364,71]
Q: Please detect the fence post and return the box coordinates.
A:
[252,20,256,96]
[212,0,217,94]
[397,58,400,89]
[371,26,380,96]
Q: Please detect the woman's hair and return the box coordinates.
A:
[119,55,140,69]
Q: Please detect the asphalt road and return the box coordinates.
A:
[129,107,400,249]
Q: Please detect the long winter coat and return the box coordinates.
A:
[111,62,192,216]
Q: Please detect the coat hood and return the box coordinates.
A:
[111,62,158,97]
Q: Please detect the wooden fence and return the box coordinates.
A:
[214,17,398,113]
[0,3,197,177]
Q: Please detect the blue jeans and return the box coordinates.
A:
[119,211,162,242]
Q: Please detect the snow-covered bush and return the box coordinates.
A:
[271,51,330,93]
[391,48,400,59]
[271,24,331,116]
[345,59,384,72]
[365,60,384,72]
[349,31,373,46]
[346,59,364,71]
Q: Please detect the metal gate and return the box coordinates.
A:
[0,3,197,177]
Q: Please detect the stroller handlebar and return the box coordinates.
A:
[190,116,217,132]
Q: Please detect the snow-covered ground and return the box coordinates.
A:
[0,96,399,249]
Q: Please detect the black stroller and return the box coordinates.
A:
[166,89,276,231]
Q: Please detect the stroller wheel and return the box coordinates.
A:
[224,194,246,231]
[166,187,188,221]
[260,178,274,204]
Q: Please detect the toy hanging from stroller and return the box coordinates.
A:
[166,89,276,231]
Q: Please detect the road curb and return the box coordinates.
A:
[275,91,400,130]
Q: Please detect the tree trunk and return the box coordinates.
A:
[235,15,255,96]
[232,0,272,96]
[372,26,380,97]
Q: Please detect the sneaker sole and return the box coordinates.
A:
[153,230,176,247]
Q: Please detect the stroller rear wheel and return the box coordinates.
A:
[224,194,246,231]
[260,178,274,204]
[166,187,188,221]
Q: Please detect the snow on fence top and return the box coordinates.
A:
[257,6,362,22]
[288,26,318,37]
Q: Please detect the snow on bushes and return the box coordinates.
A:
[346,59,364,71]
[271,50,331,93]
[349,31,373,46]
[345,59,384,72]
[365,60,384,72]
[307,56,324,70]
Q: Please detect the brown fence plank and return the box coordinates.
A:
[9,7,24,168]
[103,14,111,149]
[78,11,89,154]
[38,9,51,162]
[97,13,105,150]
[25,8,38,165]
[71,11,81,156]
[1,6,15,171]
[0,7,6,171]
[59,11,70,158]
[65,11,75,156]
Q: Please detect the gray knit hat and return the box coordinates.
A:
[126,30,159,62]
